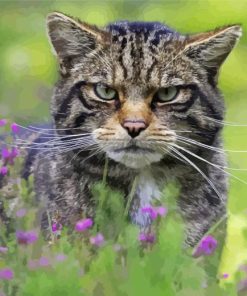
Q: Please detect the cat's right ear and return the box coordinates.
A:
[46,12,108,74]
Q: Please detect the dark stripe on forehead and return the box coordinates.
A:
[118,55,127,79]
[146,58,158,81]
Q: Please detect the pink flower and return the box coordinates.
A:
[16,208,27,218]
[0,247,8,254]
[0,119,7,127]
[75,218,93,232]
[90,233,104,246]
[193,235,218,257]
[11,123,20,134]
[52,222,62,233]
[156,206,167,216]
[141,206,167,220]
[0,268,14,280]
[55,253,67,262]
[138,232,156,243]
[222,273,229,279]
[16,230,38,245]
[0,166,8,176]
[28,259,39,270]
[1,147,19,165]
[8,147,19,164]
[1,148,10,160]
[39,256,50,267]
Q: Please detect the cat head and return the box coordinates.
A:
[46,12,242,169]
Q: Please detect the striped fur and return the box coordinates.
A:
[25,12,242,246]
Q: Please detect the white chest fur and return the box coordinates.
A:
[132,169,162,226]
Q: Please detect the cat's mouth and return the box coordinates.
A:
[107,144,163,168]
[113,145,154,154]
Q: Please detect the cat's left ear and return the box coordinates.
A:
[46,12,109,75]
[184,25,242,71]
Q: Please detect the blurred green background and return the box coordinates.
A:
[1,0,247,278]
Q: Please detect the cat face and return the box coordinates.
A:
[47,13,241,168]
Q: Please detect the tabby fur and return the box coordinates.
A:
[25,12,242,246]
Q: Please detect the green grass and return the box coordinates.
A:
[0,160,244,295]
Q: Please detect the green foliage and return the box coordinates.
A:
[0,175,242,295]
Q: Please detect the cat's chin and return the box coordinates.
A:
[106,151,163,169]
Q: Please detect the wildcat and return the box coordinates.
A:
[23,12,241,246]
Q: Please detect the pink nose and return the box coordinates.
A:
[122,119,147,138]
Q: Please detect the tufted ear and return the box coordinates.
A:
[46,12,108,74]
[184,25,242,74]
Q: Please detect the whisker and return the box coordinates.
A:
[170,143,247,186]
[167,145,222,200]
[15,136,93,148]
[176,135,247,154]
[29,125,88,131]
[13,133,93,149]
[12,123,92,137]
[202,116,247,127]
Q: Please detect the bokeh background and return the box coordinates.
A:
[1,0,247,278]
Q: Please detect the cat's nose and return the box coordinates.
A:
[122,119,147,138]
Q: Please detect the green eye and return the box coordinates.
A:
[94,84,117,100]
[155,86,178,103]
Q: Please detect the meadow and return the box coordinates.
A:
[1,0,247,295]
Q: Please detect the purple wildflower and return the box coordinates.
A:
[11,123,20,134]
[193,235,218,257]
[0,268,14,280]
[39,256,50,267]
[28,259,39,270]
[0,119,7,127]
[0,166,8,176]
[222,273,229,279]
[1,148,10,160]
[75,218,93,232]
[156,206,167,216]
[16,208,27,218]
[1,147,19,165]
[0,247,8,254]
[16,230,38,245]
[55,253,67,262]
[141,206,158,220]
[52,222,62,233]
[8,147,19,165]
[90,233,104,246]
[10,147,19,158]
[138,232,156,243]
[141,206,167,220]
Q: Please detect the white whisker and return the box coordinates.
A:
[167,145,222,200]
[170,143,247,186]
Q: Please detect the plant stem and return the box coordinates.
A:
[102,157,109,185]
[124,176,138,217]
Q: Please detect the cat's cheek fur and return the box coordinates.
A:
[107,150,163,169]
